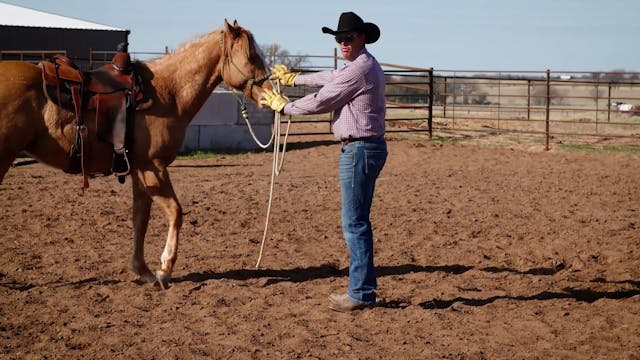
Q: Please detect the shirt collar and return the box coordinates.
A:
[345,47,368,63]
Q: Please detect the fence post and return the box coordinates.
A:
[595,80,600,133]
[607,82,612,122]
[89,48,93,70]
[527,79,531,121]
[545,69,551,151]
[428,68,434,139]
[331,48,338,134]
[443,77,447,118]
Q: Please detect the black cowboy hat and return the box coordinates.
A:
[321,12,380,44]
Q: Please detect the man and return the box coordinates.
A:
[260,11,387,312]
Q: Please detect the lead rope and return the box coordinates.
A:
[219,30,290,266]
[235,93,275,149]
[236,81,290,268]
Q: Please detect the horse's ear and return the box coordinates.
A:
[223,18,241,38]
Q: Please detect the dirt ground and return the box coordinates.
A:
[1,136,639,359]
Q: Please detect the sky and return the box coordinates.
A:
[3,0,639,72]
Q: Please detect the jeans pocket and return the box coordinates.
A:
[339,151,355,184]
[364,150,387,178]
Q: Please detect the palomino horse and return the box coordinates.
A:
[0,20,272,288]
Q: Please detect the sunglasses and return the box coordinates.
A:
[335,34,355,44]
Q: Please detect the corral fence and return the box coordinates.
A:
[428,68,640,149]
[5,48,639,149]
[274,51,640,149]
[0,50,67,63]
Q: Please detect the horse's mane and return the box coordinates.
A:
[147,24,259,68]
[146,29,223,68]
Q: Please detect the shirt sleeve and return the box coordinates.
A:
[284,66,364,115]
[294,69,337,87]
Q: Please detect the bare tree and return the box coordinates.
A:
[601,69,627,83]
[531,84,565,106]
[260,43,309,69]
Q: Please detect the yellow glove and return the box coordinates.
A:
[269,64,298,87]
[259,89,288,112]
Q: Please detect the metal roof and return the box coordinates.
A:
[0,2,126,31]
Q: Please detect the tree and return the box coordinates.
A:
[600,69,626,83]
[260,43,309,69]
[531,84,565,106]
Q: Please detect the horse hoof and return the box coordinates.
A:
[155,270,171,290]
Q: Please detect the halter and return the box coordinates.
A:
[218,30,276,149]
[219,31,270,99]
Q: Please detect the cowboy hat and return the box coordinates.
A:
[321,12,380,44]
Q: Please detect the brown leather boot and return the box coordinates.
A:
[328,293,375,312]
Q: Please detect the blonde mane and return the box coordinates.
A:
[148,28,223,68]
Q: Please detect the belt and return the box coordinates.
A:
[340,136,380,146]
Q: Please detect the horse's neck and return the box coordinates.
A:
[149,30,223,121]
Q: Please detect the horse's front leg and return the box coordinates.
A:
[131,174,156,284]
[132,166,183,289]
[0,149,18,184]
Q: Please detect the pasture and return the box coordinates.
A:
[1,137,639,358]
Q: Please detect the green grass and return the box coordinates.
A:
[556,143,640,153]
[176,150,250,160]
[428,135,468,145]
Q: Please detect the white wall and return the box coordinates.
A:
[180,91,274,152]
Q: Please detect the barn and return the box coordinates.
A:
[0,2,129,70]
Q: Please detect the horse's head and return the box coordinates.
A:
[220,20,272,103]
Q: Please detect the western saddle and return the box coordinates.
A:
[41,43,151,188]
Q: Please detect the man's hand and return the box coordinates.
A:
[269,64,298,87]
[259,89,288,112]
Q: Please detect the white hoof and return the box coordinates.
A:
[155,270,171,290]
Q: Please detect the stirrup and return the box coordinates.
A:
[112,149,130,177]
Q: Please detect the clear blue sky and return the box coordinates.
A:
[4,0,639,72]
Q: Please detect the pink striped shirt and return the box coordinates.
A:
[282,48,386,140]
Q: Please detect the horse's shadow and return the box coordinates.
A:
[173,263,640,310]
[172,263,566,285]
[173,263,474,285]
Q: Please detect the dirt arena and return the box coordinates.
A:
[1,136,639,359]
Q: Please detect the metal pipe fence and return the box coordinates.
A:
[0,50,66,62]
[273,53,640,149]
[431,69,640,149]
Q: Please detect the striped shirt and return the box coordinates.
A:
[282,48,386,140]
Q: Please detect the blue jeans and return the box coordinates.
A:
[339,138,387,304]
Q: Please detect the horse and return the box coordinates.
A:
[0,20,272,288]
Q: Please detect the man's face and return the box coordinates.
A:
[335,31,366,61]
